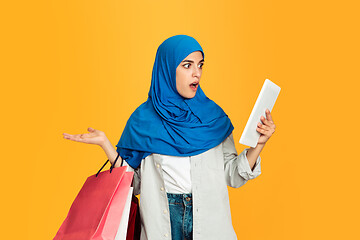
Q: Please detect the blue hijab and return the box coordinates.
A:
[116,35,234,169]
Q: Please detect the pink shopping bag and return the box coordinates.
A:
[53,165,134,240]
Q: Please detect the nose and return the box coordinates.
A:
[192,66,201,79]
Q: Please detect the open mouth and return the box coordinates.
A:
[190,82,199,90]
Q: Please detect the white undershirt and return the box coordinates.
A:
[122,154,192,194]
[159,154,192,194]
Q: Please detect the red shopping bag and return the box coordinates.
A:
[126,195,141,240]
[53,164,134,240]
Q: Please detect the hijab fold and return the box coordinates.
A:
[116,35,234,169]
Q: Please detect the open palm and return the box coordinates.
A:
[63,127,106,146]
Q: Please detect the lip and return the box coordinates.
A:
[190,82,199,91]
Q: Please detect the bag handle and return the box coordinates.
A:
[95,152,122,177]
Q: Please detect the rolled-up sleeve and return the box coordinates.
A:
[237,148,261,180]
[222,133,262,188]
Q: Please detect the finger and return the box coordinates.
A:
[63,133,76,140]
[63,133,81,138]
[260,122,276,133]
[265,109,274,123]
[261,115,275,127]
[259,127,275,138]
[64,134,81,142]
[70,134,86,142]
[260,115,271,126]
[257,128,272,138]
[257,122,271,131]
[256,127,263,134]
[76,134,91,143]
[256,127,268,135]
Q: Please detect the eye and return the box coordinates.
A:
[198,63,204,68]
[183,63,190,68]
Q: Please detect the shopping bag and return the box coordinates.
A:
[115,186,133,240]
[114,186,141,240]
[53,165,134,240]
[126,195,141,240]
[114,181,141,240]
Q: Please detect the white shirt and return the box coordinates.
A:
[122,154,192,194]
[157,155,192,193]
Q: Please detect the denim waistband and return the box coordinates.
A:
[167,193,192,205]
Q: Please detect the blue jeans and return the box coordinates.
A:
[166,193,193,240]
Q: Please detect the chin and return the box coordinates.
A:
[179,90,196,99]
[184,92,196,99]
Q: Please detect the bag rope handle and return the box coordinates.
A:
[95,152,121,177]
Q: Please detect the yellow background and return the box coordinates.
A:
[1,0,359,239]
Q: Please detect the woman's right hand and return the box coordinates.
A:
[63,127,107,146]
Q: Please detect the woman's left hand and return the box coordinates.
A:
[256,109,276,145]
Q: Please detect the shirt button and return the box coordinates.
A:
[186,197,191,201]
[160,187,164,191]
[163,209,167,214]
[164,233,169,237]
[156,164,160,168]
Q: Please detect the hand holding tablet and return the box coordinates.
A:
[239,79,281,148]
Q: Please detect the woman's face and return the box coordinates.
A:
[176,51,204,99]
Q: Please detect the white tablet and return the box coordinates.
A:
[239,79,281,148]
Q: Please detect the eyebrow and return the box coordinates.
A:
[181,59,204,63]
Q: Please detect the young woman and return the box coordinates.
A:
[63,35,276,240]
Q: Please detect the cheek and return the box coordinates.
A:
[176,72,187,90]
